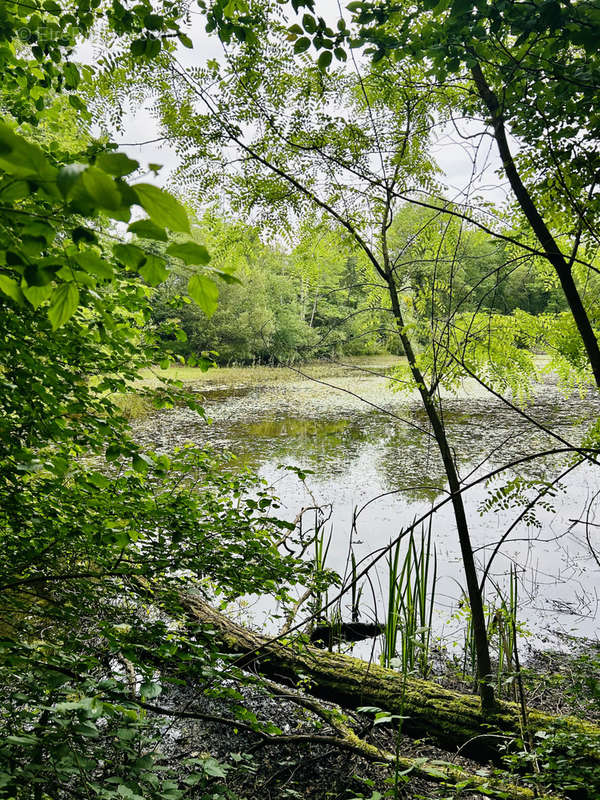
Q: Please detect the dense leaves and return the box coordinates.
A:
[0,3,313,798]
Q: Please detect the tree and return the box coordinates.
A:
[289,0,600,389]
[150,212,387,363]
[106,33,507,706]
[0,4,314,797]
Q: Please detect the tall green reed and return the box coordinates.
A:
[312,516,333,622]
[382,521,437,677]
[460,565,522,698]
[489,565,520,699]
[350,549,363,624]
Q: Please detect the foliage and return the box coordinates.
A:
[381,523,437,677]
[150,213,388,363]
[502,727,600,797]
[3,0,600,796]
[100,6,506,707]
[388,205,568,322]
[287,0,600,388]
[0,4,315,798]
[291,0,600,251]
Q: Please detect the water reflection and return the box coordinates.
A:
[132,368,600,644]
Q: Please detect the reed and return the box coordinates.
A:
[459,566,522,698]
[382,521,437,677]
[350,549,363,624]
[489,565,520,699]
[312,515,333,623]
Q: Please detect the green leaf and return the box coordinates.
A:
[450,0,473,16]
[132,454,150,474]
[23,283,53,309]
[127,219,168,241]
[22,221,55,245]
[139,253,168,286]
[115,727,137,742]
[144,37,161,58]
[68,94,87,112]
[140,681,162,698]
[188,273,219,317]
[144,13,164,30]
[130,39,146,57]
[178,33,193,48]
[71,227,98,247]
[166,241,210,266]
[303,14,317,32]
[6,735,38,746]
[21,236,47,256]
[87,472,110,489]
[206,267,242,285]
[96,152,139,177]
[48,283,79,329]
[24,263,59,287]
[318,50,333,70]
[133,183,190,233]
[57,163,87,198]
[373,712,393,725]
[201,758,228,778]
[0,122,57,181]
[73,721,99,738]
[74,250,114,280]
[63,62,80,89]
[294,37,311,54]
[113,243,147,270]
[0,275,25,305]
[0,180,29,202]
[82,166,122,210]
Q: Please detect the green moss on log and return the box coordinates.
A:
[183,595,599,789]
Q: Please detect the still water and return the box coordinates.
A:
[133,360,600,647]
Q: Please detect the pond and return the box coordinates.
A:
[132,358,600,650]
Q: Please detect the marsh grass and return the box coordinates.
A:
[312,521,333,623]
[135,355,404,389]
[489,565,521,700]
[350,550,363,624]
[382,521,437,676]
[111,356,404,418]
[113,393,156,419]
[459,566,523,698]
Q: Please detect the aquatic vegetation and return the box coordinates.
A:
[382,521,437,677]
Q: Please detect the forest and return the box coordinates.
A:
[150,210,568,364]
[1,1,600,800]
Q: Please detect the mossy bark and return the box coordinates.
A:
[183,595,600,768]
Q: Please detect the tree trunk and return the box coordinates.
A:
[383,267,495,711]
[182,595,600,774]
[471,62,600,391]
[378,202,494,710]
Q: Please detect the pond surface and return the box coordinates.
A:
[132,359,600,648]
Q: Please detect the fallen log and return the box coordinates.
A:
[183,596,600,779]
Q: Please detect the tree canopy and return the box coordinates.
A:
[1,0,600,797]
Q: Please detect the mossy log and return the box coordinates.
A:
[183,595,600,772]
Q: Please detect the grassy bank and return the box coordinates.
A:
[114,356,406,419]
[137,354,405,388]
